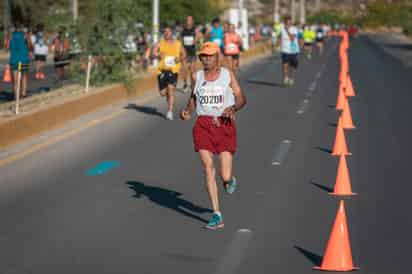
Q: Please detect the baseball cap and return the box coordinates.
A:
[198,42,220,55]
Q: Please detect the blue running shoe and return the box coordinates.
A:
[225,176,237,194]
[205,213,224,230]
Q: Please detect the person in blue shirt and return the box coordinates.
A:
[207,18,224,53]
[5,24,33,99]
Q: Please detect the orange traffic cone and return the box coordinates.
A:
[314,200,359,271]
[3,64,11,83]
[330,155,357,196]
[332,117,351,156]
[345,75,356,97]
[336,84,346,111]
[341,98,356,129]
[339,71,347,88]
[340,56,348,70]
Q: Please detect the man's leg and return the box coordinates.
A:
[282,63,289,85]
[219,151,233,183]
[21,73,28,97]
[189,61,196,90]
[289,54,298,85]
[12,70,18,98]
[167,84,175,112]
[233,56,239,74]
[199,150,220,213]
[182,58,188,88]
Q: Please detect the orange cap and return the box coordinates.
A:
[198,42,220,55]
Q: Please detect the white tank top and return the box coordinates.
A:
[194,67,235,117]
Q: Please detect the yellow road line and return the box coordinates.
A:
[0,109,126,167]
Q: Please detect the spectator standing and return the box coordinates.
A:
[5,24,32,98]
[33,29,48,80]
[53,28,70,82]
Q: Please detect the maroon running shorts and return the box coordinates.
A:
[193,116,237,155]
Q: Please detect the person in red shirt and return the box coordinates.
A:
[53,28,70,82]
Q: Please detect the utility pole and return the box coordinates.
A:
[273,0,280,23]
[291,0,296,23]
[72,0,78,21]
[152,0,159,66]
[315,0,321,12]
[300,0,306,25]
[238,0,244,25]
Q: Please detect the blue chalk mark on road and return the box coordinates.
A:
[86,161,120,176]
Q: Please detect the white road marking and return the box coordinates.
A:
[296,99,310,115]
[214,229,253,274]
[272,140,292,165]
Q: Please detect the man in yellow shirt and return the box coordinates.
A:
[302,25,316,59]
[152,26,186,120]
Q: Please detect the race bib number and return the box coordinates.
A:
[35,44,48,55]
[317,32,323,39]
[212,38,222,47]
[164,56,176,67]
[226,43,237,52]
[183,36,194,46]
[197,86,225,108]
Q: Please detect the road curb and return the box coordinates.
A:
[0,42,271,149]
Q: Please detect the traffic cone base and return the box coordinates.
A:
[314,201,359,272]
[313,265,359,271]
[332,151,352,156]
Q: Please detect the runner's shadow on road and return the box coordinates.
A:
[314,146,332,154]
[328,122,337,128]
[247,79,283,87]
[125,103,164,118]
[310,179,333,193]
[294,246,323,266]
[126,181,212,224]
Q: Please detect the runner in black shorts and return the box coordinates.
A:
[316,25,325,56]
[152,26,186,120]
[157,71,178,91]
[281,53,298,69]
[181,16,199,93]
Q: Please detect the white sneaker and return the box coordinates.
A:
[166,111,174,120]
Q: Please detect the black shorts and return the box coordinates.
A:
[158,71,178,91]
[35,55,47,62]
[186,54,197,64]
[226,54,240,60]
[304,42,313,47]
[316,38,324,43]
[281,53,299,68]
[54,56,70,68]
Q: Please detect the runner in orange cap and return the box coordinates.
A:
[180,42,246,230]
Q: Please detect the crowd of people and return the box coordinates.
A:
[3,24,82,99]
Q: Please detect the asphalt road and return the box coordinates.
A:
[0,36,411,274]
